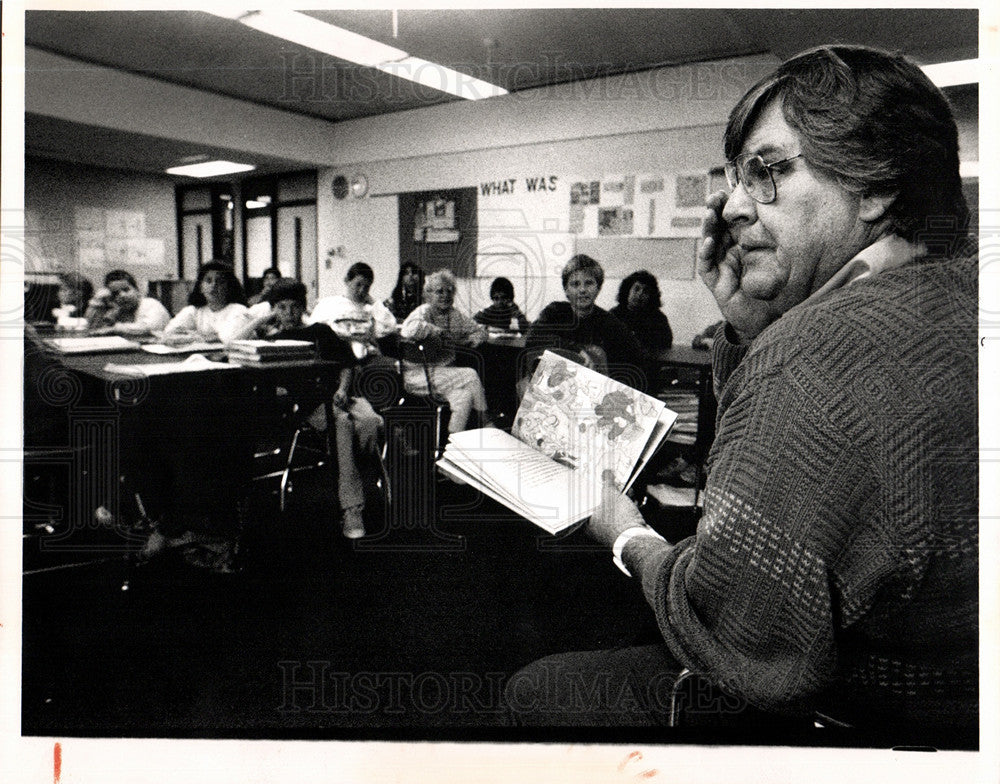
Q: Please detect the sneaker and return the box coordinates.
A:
[341,506,366,539]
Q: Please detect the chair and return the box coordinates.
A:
[668,668,853,733]
[249,371,337,513]
[393,336,452,460]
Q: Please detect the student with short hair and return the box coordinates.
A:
[266,279,384,540]
[474,276,529,333]
[53,271,94,323]
[85,269,170,336]
[308,262,398,360]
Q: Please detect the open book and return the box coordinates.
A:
[437,350,677,533]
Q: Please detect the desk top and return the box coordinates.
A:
[657,346,713,369]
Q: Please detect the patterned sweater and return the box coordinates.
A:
[628,253,978,730]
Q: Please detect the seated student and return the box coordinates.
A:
[400,270,490,433]
[308,262,398,360]
[53,271,94,324]
[609,270,673,355]
[525,254,646,387]
[85,269,171,336]
[383,262,425,323]
[247,266,282,307]
[162,261,251,345]
[474,276,530,333]
[261,279,384,540]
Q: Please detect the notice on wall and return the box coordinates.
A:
[569,172,708,239]
[72,207,163,271]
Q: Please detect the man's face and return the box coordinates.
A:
[721,100,877,314]
[273,299,304,330]
[428,281,455,312]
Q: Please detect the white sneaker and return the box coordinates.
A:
[341,507,365,539]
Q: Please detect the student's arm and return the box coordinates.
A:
[163,305,197,338]
[399,306,438,340]
[230,305,278,341]
[113,298,171,336]
[214,304,252,345]
[371,300,399,338]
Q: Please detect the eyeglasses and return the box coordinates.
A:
[724,153,804,204]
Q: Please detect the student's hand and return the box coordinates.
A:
[333,387,350,409]
[162,331,195,346]
[698,190,777,342]
[583,471,647,550]
[88,326,115,336]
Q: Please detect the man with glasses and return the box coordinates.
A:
[506,46,977,742]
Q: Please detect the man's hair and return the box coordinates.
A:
[267,279,307,307]
[345,262,374,283]
[561,254,604,289]
[490,276,515,300]
[725,45,968,241]
[104,269,138,289]
[616,270,662,310]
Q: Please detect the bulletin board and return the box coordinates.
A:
[397,187,478,276]
[575,236,698,280]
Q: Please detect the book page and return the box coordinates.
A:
[442,428,601,531]
[511,351,669,488]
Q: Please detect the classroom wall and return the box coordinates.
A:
[311,58,789,343]
[24,156,178,294]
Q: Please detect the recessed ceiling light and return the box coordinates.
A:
[165,160,256,178]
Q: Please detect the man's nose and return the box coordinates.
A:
[721,182,758,228]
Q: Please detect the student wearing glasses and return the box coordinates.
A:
[508,46,977,741]
[400,270,489,433]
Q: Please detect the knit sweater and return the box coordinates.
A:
[628,253,978,731]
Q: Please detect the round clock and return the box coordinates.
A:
[332,174,350,200]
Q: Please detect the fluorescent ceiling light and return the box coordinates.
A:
[166,160,256,178]
[207,9,507,100]
[379,57,508,100]
[921,59,978,88]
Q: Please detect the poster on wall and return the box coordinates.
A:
[570,172,709,239]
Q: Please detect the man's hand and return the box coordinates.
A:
[583,471,647,550]
[697,190,778,342]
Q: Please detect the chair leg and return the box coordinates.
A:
[279,428,303,512]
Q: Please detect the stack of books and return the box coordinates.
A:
[226,339,316,364]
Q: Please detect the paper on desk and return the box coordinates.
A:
[104,353,237,376]
[45,335,141,353]
[141,341,225,354]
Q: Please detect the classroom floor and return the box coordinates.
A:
[22,476,681,740]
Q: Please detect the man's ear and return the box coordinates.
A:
[859,190,897,223]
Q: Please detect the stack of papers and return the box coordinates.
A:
[45,336,140,354]
[104,353,238,376]
[141,342,225,355]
